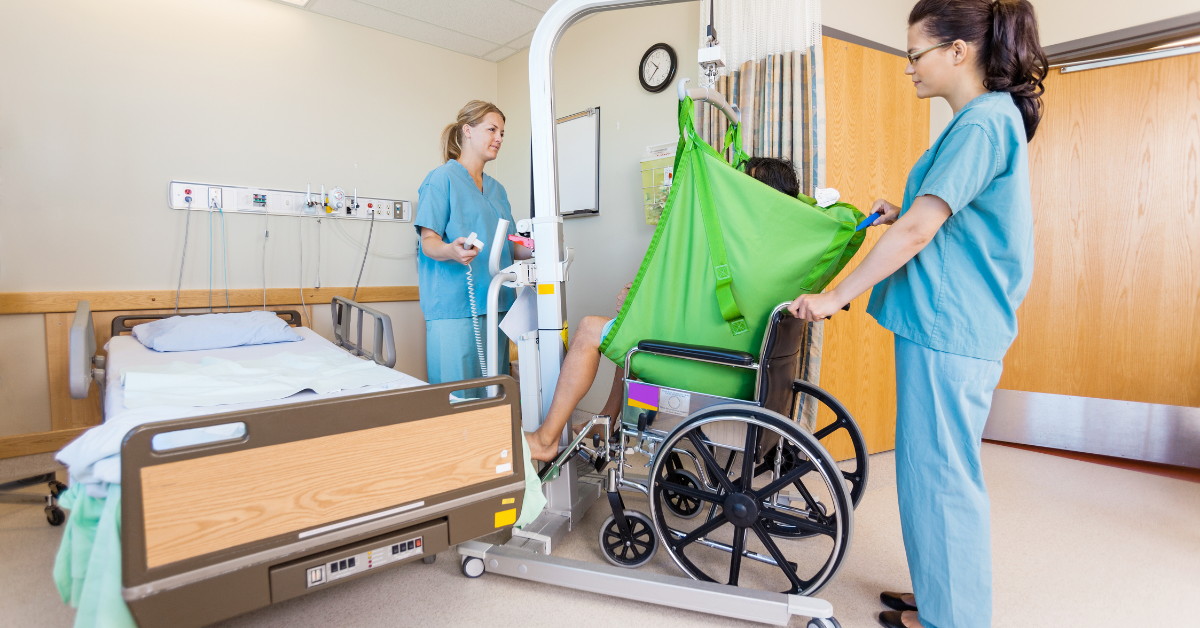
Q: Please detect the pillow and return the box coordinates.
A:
[132,311,302,352]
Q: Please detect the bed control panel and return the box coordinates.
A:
[307,536,424,588]
[268,519,447,604]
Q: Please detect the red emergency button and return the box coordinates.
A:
[415,538,421,547]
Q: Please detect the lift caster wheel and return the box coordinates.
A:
[422,554,436,565]
[45,506,65,526]
[661,469,703,519]
[599,509,658,568]
[806,618,842,628]
[461,556,485,578]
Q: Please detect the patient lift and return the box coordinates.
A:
[457,2,868,626]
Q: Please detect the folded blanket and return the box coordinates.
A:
[121,349,403,408]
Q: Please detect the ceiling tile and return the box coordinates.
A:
[310,0,500,57]
[482,46,517,62]
[355,0,544,46]
[504,29,535,50]
[511,0,557,10]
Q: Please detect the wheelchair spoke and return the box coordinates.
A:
[659,478,724,505]
[759,505,836,538]
[739,424,759,491]
[670,512,729,552]
[790,472,826,514]
[686,432,737,494]
[751,521,809,593]
[812,417,846,441]
[728,526,747,586]
[754,459,815,500]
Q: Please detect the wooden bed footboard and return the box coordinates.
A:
[120,377,526,628]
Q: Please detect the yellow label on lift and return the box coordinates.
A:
[502,497,515,505]
[561,323,569,350]
[538,283,555,295]
[494,508,517,528]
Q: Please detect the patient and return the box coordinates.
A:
[525,157,804,461]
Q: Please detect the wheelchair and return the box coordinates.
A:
[569,303,868,598]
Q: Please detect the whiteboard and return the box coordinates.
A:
[555,107,600,217]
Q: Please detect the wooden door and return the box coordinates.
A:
[998,53,1200,406]
[818,37,930,459]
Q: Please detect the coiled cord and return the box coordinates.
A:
[465,264,488,377]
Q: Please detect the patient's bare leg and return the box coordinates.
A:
[525,315,610,462]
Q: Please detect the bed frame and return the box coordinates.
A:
[66,299,527,627]
[119,378,525,627]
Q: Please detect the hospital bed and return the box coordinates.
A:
[60,299,529,628]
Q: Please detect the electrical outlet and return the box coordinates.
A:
[209,187,223,209]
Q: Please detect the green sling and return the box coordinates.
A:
[599,97,866,401]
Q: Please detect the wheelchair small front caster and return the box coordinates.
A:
[422,554,436,565]
[461,556,484,578]
[45,506,65,526]
[599,509,658,568]
[661,469,703,519]
[806,617,842,628]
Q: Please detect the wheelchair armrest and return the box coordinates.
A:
[636,340,756,368]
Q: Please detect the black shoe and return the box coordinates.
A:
[880,591,918,612]
[878,610,907,628]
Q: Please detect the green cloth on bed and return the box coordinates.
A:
[54,485,136,628]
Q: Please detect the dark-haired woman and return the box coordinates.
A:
[787,1,1046,626]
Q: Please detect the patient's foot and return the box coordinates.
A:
[524,431,558,462]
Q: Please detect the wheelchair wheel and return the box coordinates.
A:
[778,380,870,508]
[648,404,853,596]
[599,510,658,568]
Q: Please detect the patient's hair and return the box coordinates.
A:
[745,157,801,198]
[442,100,506,163]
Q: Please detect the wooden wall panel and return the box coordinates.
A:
[141,405,512,568]
[817,37,929,458]
[999,54,1200,407]
[45,306,309,431]
[0,285,417,315]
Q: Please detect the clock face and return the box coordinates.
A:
[639,44,676,93]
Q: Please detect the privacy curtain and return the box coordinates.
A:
[696,0,828,430]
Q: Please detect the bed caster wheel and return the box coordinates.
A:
[661,469,703,519]
[806,618,841,628]
[599,509,658,568]
[45,506,65,526]
[48,480,67,498]
[461,556,485,578]
[422,554,436,565]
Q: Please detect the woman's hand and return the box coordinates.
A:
[870,198,902,226]
[447,237,480,265]
[787,290,848,322]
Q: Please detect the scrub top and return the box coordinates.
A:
[866,91,1034,361]
[415,160,517,320]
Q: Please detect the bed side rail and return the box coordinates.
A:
[69,300,103,400]
[331,296,397,368]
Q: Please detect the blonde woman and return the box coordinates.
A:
[416,100,531,394]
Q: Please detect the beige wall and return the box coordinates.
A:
[0,0,493,434]
[493,2,702,412]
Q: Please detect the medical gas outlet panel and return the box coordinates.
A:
[168,181,413,222]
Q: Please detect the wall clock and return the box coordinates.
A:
[639,43,677,93]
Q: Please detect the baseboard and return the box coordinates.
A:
[984,390,1200,470]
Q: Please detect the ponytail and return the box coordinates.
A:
[441,100,506,163]
[909,0,1048,141]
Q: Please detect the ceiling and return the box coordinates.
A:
[292,0,559,62]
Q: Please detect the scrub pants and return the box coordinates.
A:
[425,315,510,399]
[894,335,1003,628]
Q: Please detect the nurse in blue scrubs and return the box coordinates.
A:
[416,100,531,394]
[788,1,1047,627]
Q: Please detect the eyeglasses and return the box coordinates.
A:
[907,41,952,65]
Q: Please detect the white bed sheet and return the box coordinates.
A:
[58,327,426,494]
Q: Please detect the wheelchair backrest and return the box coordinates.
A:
[756,304,809,418]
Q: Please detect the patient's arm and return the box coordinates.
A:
[525,315,611,462]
